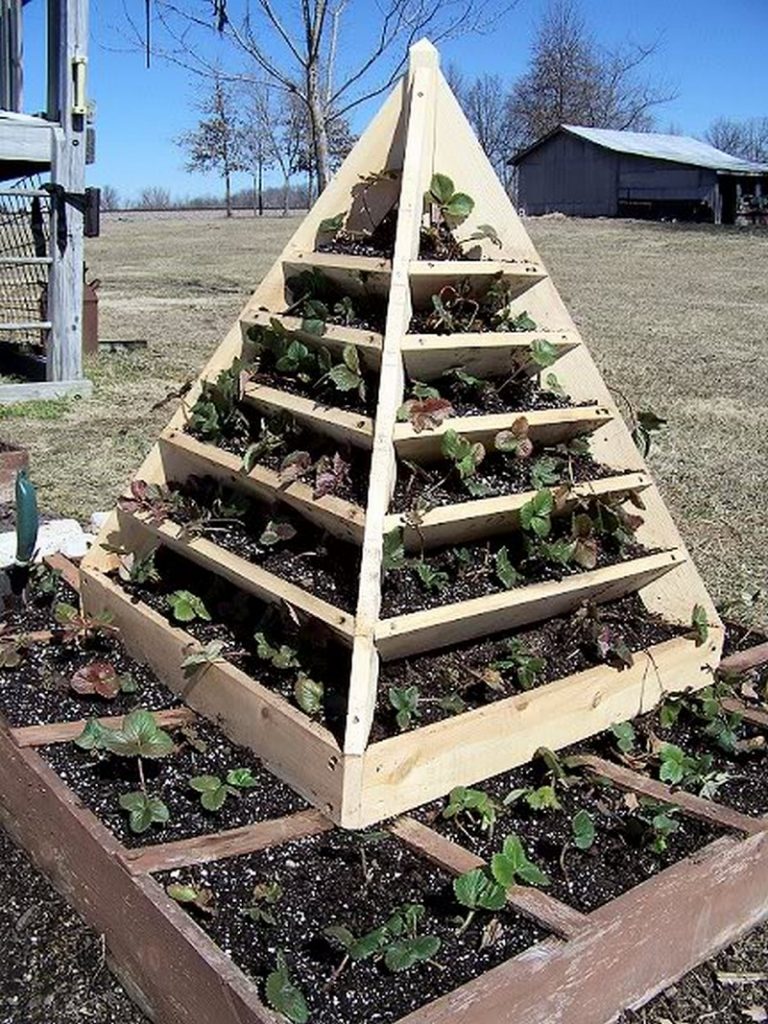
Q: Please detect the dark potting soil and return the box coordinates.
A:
[317,210,398,260]
[411,371,575,418]
[379,520,653,618]
[608,701,768,819]
[154,829,546,1024]
[172,476,361,613]
[42,716,307,848]
[372,593,685,739]
[119,547,350,740]
[411,760,728,914]
[257,439,371,508]
[390,448,623,512]
[0,577,177,728]
[185,416,371,508]
[250,365,379,418]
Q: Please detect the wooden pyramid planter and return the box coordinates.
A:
[81,40,723,829]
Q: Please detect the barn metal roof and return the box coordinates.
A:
[513,125,768,174]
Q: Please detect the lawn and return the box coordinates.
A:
[1,211,765,622]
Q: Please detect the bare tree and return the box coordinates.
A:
[126,0,519,191]
[706,116,768,163]
[137,186,172,209]
[509,0,675,148]
[241,84,306,215]
[177,72,244,217]
[458,74,516,188]
[100,184,120,210]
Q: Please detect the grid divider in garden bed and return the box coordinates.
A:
[0,669,767,1024]
[81,37,724,831]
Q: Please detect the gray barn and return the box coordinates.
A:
[512,125,768,223]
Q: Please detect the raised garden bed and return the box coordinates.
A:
[0,608,765,1024]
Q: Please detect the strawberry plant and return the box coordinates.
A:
[188,767,258,811]
[242,880,283,925]
[442,786,498,836]
[76,709,175,834]
[54,602,117,644]
[266,952,308,1023]
[70,662,137,700]
[167,882,215,914]
[453,833,549,934]
[166,590,211,624]
[324,902,441,976]
[490,638,546,690]
[187,360,250,447]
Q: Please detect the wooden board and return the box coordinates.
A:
[241,309,383,370]
[354,634,720,826]
[400,328,579,380]
[159,430,366,545]
[80,565,347,820]
[384,471,650,551]
[375,549,687,660]
[242,382,374,450]
[393,405,613,461]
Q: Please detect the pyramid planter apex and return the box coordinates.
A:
[82,41,722,830]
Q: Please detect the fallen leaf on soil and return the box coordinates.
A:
[623,792,640,812]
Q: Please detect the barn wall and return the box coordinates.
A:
[617,155,717,204]
[517,133,619,216]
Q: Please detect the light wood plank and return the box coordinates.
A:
[80,566,346,820]
[344,42,439,762]
[384,471,650,551]
[394,404,613,461]
[401,328,578,380]
[408,259,546,306]
[352,636,720,827]
[117,508,356,646]
[242,382,374,450]
[376,549,686,660]
[241,309,382,368]
[160,430,366,545]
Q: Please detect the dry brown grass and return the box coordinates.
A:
[1,211,764,619]
[526,217,767,621]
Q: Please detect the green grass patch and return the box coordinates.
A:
[0,397,72,421]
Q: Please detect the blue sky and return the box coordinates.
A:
[19,0,767,201]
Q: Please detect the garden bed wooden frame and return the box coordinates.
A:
[81,39,723,829]
[0,657,766,1024]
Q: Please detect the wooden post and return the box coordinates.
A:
[47,0,87,384]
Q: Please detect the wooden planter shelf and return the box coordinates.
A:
[400,328,579,379]
[385,471,651,550]
[393,404,614,459]
[0,662,766,1024]
[241,382,375,449]
[82,37,723,832]
[241,309,383,370]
